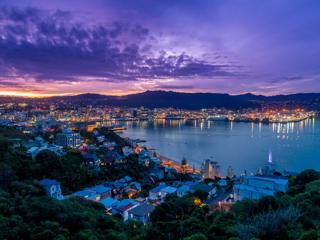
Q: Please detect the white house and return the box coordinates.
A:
[149,183,167,199]
[27,144,65,159]
[112,199,139,221]
[39,179,64,200]
[233,176,289,201]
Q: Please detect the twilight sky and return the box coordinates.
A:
[1,0,320,96]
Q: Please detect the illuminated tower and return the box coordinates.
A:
[201,159,214,179]
[268,149,272,166]
[201,159,221,179]
[211,161,221,178]
[227,166,234,179]
[262,150,274,175]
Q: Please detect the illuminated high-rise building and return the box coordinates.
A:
[201,159,220,179]
[227,166,234,179]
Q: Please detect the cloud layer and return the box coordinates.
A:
[0,0,320,96]
[0,6,244,95]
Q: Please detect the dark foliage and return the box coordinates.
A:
[0,127,319,239]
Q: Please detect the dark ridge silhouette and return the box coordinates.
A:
[1,91,320,109]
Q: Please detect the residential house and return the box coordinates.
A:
[86,193,101,202]
[99,197,119,214]
[160,186,177,199]
[119,176,133,184]
[134,197,146,204]
[233,176,288,201]
[176,181,197,197]
[190,183,217,198]
[73,189,101,201]
[128,203,155,225]
[124,188,138,198]
[112,199,139,221]
[27,142,65,159]
[149,183,167,200]
[130,181,142,191]
[90,185,111,199]
[39,179,64,200]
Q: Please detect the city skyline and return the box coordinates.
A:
[1,0,320,96]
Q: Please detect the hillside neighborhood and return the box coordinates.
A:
[7,118,290,226]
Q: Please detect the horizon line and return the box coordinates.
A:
[0,90,319,99]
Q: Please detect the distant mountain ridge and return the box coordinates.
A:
[2,91,320,109]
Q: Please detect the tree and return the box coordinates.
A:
[1,127,320,240]
[184,233,208,240]
[34,150,62,179]
[193,190,209,201]
[299,230,318,240]
[257,196,279,213]
[77,230,100,240]
[0,163,16,190]
[292,169,320,193]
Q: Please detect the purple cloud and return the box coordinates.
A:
[0,0,320,95]
[0,6,242,87]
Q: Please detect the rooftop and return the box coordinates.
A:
[90,185,111,194]
[86,193,101,201]
[234,184,275,195]
[129,203,155,217]
[245,176,289,185]
[191,183,214,192]
[99,198,119,208]
[161,186,177,194]
[39,179,60,187]
[149,183,167,193]
[73,189,92,198]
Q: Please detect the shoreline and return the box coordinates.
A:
[156,152,201,174]
[103,115,315,125]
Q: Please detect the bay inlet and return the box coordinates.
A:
[121,118,320,176]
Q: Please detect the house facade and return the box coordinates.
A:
[233,176,289,201]
[39,179,64,200]
[128,203,155,225]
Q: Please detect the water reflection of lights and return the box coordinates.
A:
[126,118,315,137]
[312,118,315,132]
[299,121,304,131]
[251,122,254,138]
[259,122,261,133]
